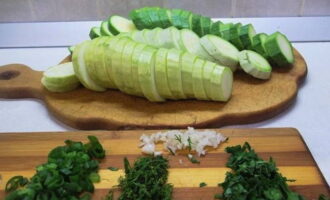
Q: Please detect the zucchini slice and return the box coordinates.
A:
[89,27,101,39]
[192,58,208,100]
[238,50,272,80]
[229,23,244,50]
[171,9,184,29]
[158,8,172,28]
[210,21,223,37]
[200,16,212,35]
[209,65,233,102]
[218,23,234,41]
[178,10,192,29]
[147,7,162,28]
[202,61,217,99]
[251,33,272,61]
[155,48,174,99]
[121,40,138,94]
[131,43,147,96]
[181,52,198,98]
[239,24,256,48]
[100,21,113,36]
[192,14,202,36]
[264,32,294,66]
[108,15,136,35]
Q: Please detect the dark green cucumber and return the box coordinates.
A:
[239,24,256,48]
[130,8,153,29]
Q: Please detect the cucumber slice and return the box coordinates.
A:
[200,35,239,72]
[202,61,217,99]
[192,14,202,36]
[155,48,174,99]
[178,10,192,29]
[100,21,113,36]
[158,8,172,28]
[171,9,184,29]
[166,48,186,99]
[210,21,223,37]
[251,33,271,60]
[121,40,138,94]
[42,62,80,92]
[200,16,212,35]
[264,32,294,66]
[68,45,75,54]
[238,50,272,80]
[130,8,153,29]
[229,23,244,50]
[219,23,234,41]
[181,52,198,98]
[147,7,162,28]
[131,43,148,96]
[108,15,136,35]
[239,24,256,48]
[210,65,233,102]
[138,46,165,102]
[89,27,101,39]
[192,58,208,100]
[72,41,106,91]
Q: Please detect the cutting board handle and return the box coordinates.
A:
[0,64,43,99]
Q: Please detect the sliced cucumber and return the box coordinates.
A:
[72,41,106,91]
[251,33,271,60]
[178,10,192,29]
[171,9,184,29]
[229,23,244,50]
[138,46,165,102]
[42,62,80,92]
[147,7,162,28]
[108,15,136,35]
[89,27,101,39]
[210,65,233,102]
[192,14,202,36]
[200,16,212,35]
[264,32,294,66]
[200,35,239,72]
[100,21,113,36]
[192,58,208,100]
[210,21,223,37]
[238,50,272,80]
[158,8,172,28]
[202,61,217,99]
[155,48,174,99]
[166,48,186,99]
[130,8,153,29]
[181,52,198,98]
[219,23,234,41]
[131,43,148,96]
[239,24,256,48]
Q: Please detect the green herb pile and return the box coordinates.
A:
[5,136,105,200]
[117,156,173,200]
[215,142,305,200]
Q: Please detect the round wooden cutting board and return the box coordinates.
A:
[0,49,307,130]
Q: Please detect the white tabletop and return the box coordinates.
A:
[0,18,330,185]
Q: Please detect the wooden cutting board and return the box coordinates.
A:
[0,128,328,199]
[0,49,307,130]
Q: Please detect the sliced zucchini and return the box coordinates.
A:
[154,27,174,49]
[209,65,233,102]
[155,48,174,99]
[89,27,101,39]
[229,23,244,50]
[178,10,192,29]
[192,14,202,36]
[202,61,217,99]
[238,50,272,80]
[264,32,294,66]
[131,43,148,96]
[130,8,153,29]
[210,21,223,37]
[192,58,208,100]
[171,9,184,29]
[166,48,186,99]
[138,46,165,102]
[251,33,270,59]
[42,62,80,92]
[219,23,234,41]
[103,36,121,89]
[72,41,106,91]
[108,15,136,35]
[200,35,239,72]
[131,29,147,44]
[200,16,212,35]
[147,7,162,28]
[181,52,198,98]
[121,40,138,94]
[100,21,113,36]
[239,24,256,48]
[158,8,172,28]
[168,26,184,49]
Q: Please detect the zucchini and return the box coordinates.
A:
[251,33,271,60]
[202,61,217,99]
[238,50,272,80]
[200,16,212,35]
[170,9,184,29]
[200,35,239,72]
[131,43,147,96]
[147,7,162,28]
[229,23,244,50]
[168,26,183,49]
[121,40,138,94]
[103,36,121,89]
[210,65,233,102]
[210,21,223,37]
[192,58,208,100]
[192,14,202,36]
[239,24,256,48]
[155,48,174,99]
[100,21,113,36]
[181,52,198,98]
[108,15,136,35]
[264,32,294,66]
[89,27,101,39]
[158,8,172,28]
[41,62,80,92]
[218,23,234,41]
[178,10,192,29]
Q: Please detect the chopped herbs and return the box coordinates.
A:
[199,182,207,187]
[104,190,114,200]
[118,156,173,200]
[108,167,119,171]
[319,194,330,200]
[174,134,182,143]
[5,136,105,200]
[215,142,305,200]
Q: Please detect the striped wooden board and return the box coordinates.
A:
[0,128,328,199]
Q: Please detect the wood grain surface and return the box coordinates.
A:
[0,49,307,130]
[0,128,328,199]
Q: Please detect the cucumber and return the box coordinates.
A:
[166,48,186,99]
[146,7,163,28]
[68,46,75,54]
[238,50,272,80]
[229,23,244,50]
[210,21,223,37]
[181,52,198,98]
[130,8,153,29]
[121,40,138,94]
[264,32,294,66]
[155,48,174,99]
[108,15,136,35]
[72,41,106,91]
[178,10,192,29]
[192,14,202,36]
[239,24,256,48]
[131,43,148,96]
[89,27,101,39]
[200,16,212,35]
[138,46,165,102]
[158,8,172,28]
[100,21,113,36]
[219,23,234,41]
[41,62,80,92]
[200,35,239,72]
[192,58,208,100]
[171,9,184,29]
[210,65,233,102]
[202,61,217,99]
